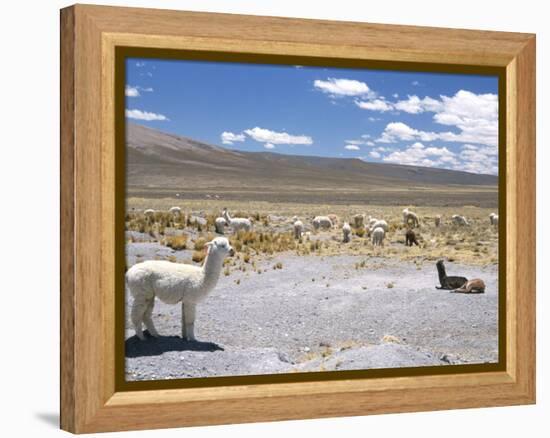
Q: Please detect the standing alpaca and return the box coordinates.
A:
[403,208,420,227]
[489,213,499,226]
[435,260,468,290]
[126,237,235,341]
[372,227,385,246]
[353,214,364,229]
[214,217,227,234]
[435,215,442,227]
[312,216,333,230]
[342,222,351,243]
[405,229,419,246]
[328,214,340,227]
[452,215,469,226]
[222,208,252,232]
[169,206,182,218]
[452,278,486,294]
[293,219,304,239]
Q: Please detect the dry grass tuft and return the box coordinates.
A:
[162,234,188,250]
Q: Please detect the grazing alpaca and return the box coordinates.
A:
[126,237,235,341]
[372,227,385,246]
[452,278,486,294]
[342,222,351,243]
[169,206,182,218]
[312,216,333,231]
[435,260,468,290]
[435,215,442,227]
[214,217,227,234]
[452,214,469,226]
[353,214,364,229]
[403,208,420,227]
[405,229,419,246]
[293,219,304,239]
[222,208,252,232]
[328,214,340,227]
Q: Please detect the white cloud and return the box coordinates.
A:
[412,80,420,86]
[377,122,439,143]
[135,62,145,67]
[345,145,360,151]
[221,131,245,145]
[393,95,442,114]
[355,99,392,112]
[369,151,381,159]
[125,109,168,121]
[264,143,275,149]
[382,142,458,168]
[345,139,364,145]
[125,86,140,97]
[366,141,376,146]
[244,127,313,145]
[368,117,381,122]
[313,78,372,97]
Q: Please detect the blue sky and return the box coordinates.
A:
[126,58,499,175]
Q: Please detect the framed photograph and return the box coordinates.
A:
[60,4,536,433]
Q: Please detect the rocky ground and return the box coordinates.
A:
[124,238,498,381]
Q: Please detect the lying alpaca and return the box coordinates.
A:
[452,278,486,294]
[435,260,468,290]
[126,237,234,341]
[405,229,419,246]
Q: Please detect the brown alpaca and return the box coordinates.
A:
[452,278,486,294]
[405,229,419,246]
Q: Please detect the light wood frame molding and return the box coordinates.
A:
[60,4,536,433]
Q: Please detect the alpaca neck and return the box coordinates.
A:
[436,264,447,283]
[224,211,232,223]
[201,251,225,290]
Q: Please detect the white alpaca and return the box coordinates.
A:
[369,219,388,233]
[328,214,340,227]
[435,215,442,227]
[403,208,420,227]
[372,227,385,246]
[144,209,155,218]
[312,216,333,230]
[126,237,234,341]
[489,213,499,226]
[222,209,252,232]
[214,217,227,234]
[452,215,469,226]
[169,206,181,218]
[293,219,304,239]
[342,222,351,243]
[353,214,364,229]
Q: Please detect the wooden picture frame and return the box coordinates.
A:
[60,4,536,433]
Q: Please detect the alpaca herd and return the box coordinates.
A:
[126,205,494,340]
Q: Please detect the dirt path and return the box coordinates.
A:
[125,247,498,381]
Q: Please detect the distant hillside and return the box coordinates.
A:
[126,123,498,206]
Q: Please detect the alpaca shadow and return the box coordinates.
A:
[125,331,224,358]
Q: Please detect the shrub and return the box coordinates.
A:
[162,234,188,250]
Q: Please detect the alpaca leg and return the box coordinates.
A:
[131,299,148,340]
[183,303,197,341]
[143,298,160,337]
